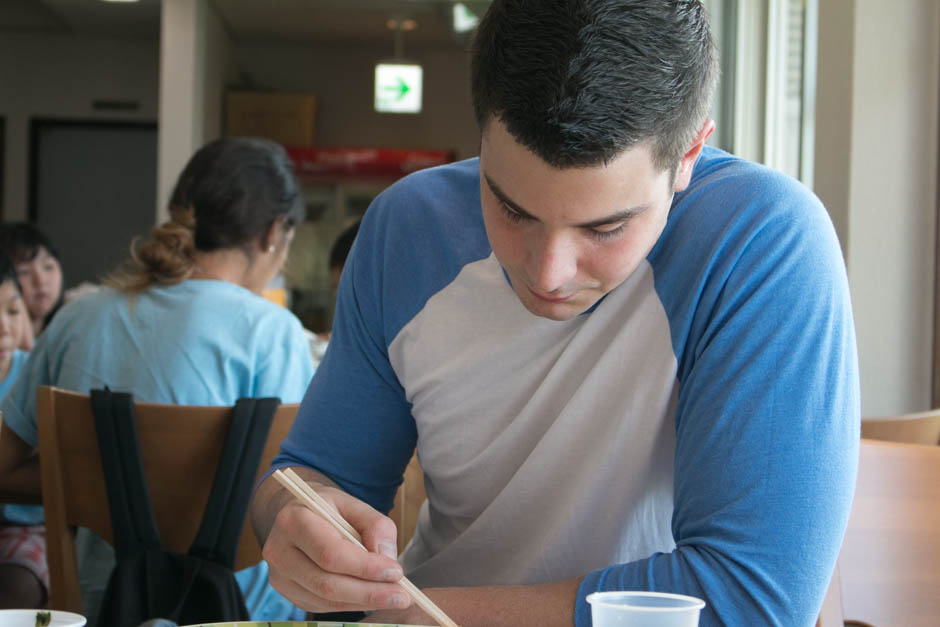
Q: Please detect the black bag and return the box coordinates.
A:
[90,389,280,627]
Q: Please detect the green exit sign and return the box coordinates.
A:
[375,63,423,114]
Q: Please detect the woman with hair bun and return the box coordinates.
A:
[0,137,315,622]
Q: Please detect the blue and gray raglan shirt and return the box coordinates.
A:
[274,146,860,626]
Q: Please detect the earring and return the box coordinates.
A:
[268,245,275,253]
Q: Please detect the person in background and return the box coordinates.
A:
[328,219,361,293]
[0,254,45,609]
[250,1,859,626]
[308,219,363,365]
[0,257,30,398]
[0,223,64,341]
[0,137,315,623]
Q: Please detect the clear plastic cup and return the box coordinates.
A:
[586,591,706,627]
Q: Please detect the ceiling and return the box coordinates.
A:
[0,0,492,49]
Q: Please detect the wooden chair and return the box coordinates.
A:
[36,385,299,614]
[387,452,425,553]
[861,409,940,445]
[817,439,940,627]
[0,413,41,505]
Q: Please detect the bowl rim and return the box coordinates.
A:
[0,609,87,625]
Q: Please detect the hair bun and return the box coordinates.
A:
[106,220,197,291]
[169,206,197,231]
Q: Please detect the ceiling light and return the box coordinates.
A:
[387,17,418,31]
[101,0,140,3]
[453,3,480,33]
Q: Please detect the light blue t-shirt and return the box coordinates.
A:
[1,280,314,622]
[0,349,29,400]
[0,349,43,526]
[275,148,860,626]
[2,280,314,446]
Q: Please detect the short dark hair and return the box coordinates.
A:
[329,220,361,270]
[471,0,718,171]
[0,222,60,266]
[0,254,22,294]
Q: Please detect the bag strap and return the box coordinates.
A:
[189,397,280,567]
[90,388,163,556]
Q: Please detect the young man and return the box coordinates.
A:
[250,1,859,625]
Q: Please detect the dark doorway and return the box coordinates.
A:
[29,119,157,288]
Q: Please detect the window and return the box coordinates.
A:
[704,0,818,185]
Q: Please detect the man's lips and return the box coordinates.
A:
[528,287,575,303]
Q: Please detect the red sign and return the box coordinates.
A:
[286,146,456,181]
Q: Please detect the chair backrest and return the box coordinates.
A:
[0,414,41,505]
[861,409,940,445]
[387,452,425,554]
[37,385,298,614]
[831,439,940,626]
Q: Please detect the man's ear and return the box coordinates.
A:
[673,119,715,193]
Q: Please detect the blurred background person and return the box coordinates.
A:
[0,223,64,341]
[0,137,315,622]
[308,218,361,365]
[0,253,45,609]
[328,219,360,294]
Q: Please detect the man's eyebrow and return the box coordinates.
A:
[485,174,535,219]
[484,173,650,228]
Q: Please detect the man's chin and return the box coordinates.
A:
[519,294,595,321]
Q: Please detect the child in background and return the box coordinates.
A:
[0,223,64,341]
[0,254,46,609]
[0,256,29,397]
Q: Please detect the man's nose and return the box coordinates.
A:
[528,232,577,293]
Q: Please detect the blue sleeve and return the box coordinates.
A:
[576,173,860,626]
[271,204,417,514]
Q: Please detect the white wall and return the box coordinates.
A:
[156,0,233,220]
[0,33,158,221]
[815,0,939,415]
[202,1,234,144]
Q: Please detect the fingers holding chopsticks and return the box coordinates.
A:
[261,483,410,613]
[273,469,460,627]
[338,491,401,559]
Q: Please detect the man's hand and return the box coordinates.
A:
[251,467,411,614]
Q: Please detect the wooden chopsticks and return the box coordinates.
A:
[273,468,460,627]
